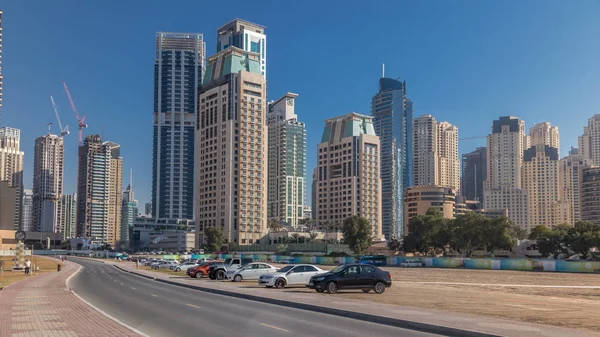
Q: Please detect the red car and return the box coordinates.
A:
[187,261,221,279]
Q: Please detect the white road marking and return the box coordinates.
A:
[131,287,136,290]
[505,304,553,311]
[150,294,159,297]
[186,303,201,309]
[120,283,124,285]
[260,323,290,332]
[402,281,600,289]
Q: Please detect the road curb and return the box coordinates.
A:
[113,265,499,337]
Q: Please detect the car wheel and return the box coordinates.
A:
[195,271,204,279]
[153,266,158,270]
[216,270,226,280]
[233,274,243,282]
[316,288,325,293]
[274,278,286,289]
[175,268,181,272]
[326,282,338,294]
[362,289,371,293]
[209,273,216,280]
[374,281,386,294]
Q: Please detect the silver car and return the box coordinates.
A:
[171,261,199,272]
[152,260,178,270]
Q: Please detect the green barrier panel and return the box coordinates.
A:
[500,259,533,271]
[555,260,600,273]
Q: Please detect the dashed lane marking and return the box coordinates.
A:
[260,323,290,333]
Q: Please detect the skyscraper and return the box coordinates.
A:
[217,19,266,78]
[267,93,306,227]
[152,32,205,223]
[0,10,3,114]
[21,189,33,231]
[412,115,459,191]
[371,78,413,239]
[580,167,600,226]
[121,171,138,250]
[560,147,592,225]
[579,114,600,165]
[522,123,569,227]
[76,135,123,246]
[461,147,487,201]
[195,35,267,246]
[483,116,530,230]
[31,134,64,233]
[144,201,152,217]
[60,193,76,238]
[0,127,24,229]
[316,113,383,240]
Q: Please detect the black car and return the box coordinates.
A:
[307,263,392,294]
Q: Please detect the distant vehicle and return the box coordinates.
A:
[187,261,221,279]
[145,259,159,266]
[307,264,392,294]
[172,261,200,272]
[259,264,326,288]
[400,259,424,268]
[209,258,254,280]
[152,261,178,270]
[359,255,387,266]
[280,258,295,264]
[227,263,278,282]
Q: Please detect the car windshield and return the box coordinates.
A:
[329,265,346,273]
[224,258,232,264]
[277,266,294,272]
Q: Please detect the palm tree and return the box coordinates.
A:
[309,231,319,242]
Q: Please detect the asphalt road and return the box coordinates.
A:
[69,258,443,337]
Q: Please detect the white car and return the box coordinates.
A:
[172,261,199,272]
[227,263,278,282]
[258,264,326,288]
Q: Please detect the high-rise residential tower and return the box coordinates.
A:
[152,32,205,223]
[371,78,413,239]
[578,115,600,165]
[412,115,459,191]
[461,147,487,201]
[76,135,123,245]
[0,10,3,113]
[21,189,33,231]
[560,147,592,225]
[121,170,138,249]
[195,40,267,246]
[483,116,531,230]
[316,113,383,240]
[0,127,24,229]
[217,19,266,78]
[144,201,152,217]
[522,123,569,227]
[60,193,76,238]
[581,167,600,226]
[31,134,64,233]
[267,93,306,227]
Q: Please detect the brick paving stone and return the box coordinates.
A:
[0,260,140,337]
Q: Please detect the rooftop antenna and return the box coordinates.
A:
[47,122,53,134]
[382,63,385,78]
[130,168,133,189]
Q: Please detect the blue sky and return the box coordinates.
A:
[2,0,599,208]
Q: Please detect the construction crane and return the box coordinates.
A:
[50,95,70,137]
[62,80,87,145]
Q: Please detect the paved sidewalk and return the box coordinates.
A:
[111,260,600,337]
[0,259,140,337]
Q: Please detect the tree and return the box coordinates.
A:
[204,226,224,252]
[386,236,402,252]
[528,225,551,240]
[536,223,571,258]
[342,215,373,255]
[268,218,283,232]
[564,221,600,258]
[308,231,319,242]
[511,223,528,241]
[403,208,448,256]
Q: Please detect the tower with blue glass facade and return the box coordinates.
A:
[152,32,205,222]
[371,78,413,239]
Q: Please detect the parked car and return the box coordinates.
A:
[209,257,254,280]
[145,259,159,266]
[187,261,221,279]
[227,263,278,282]
[400,259,424,268]
[307,264,392,294]
[259,264,326,288]
[172,261,200,272]
[152,261,178,270]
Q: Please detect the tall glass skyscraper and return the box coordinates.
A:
[371,78,413,239]
[152,32,205,222]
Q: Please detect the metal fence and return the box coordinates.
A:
[230,243,353,254]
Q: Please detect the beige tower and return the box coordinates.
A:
[483,117,530,230]
[0,127,24,229]
[529,122,559,149]
[31,134,64,233]
[76,135,122,246]
[196,45,268,247]
[560,148,592,225]
[581,115,600,165]
[412,115,459,191]
[315,113,383,241]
